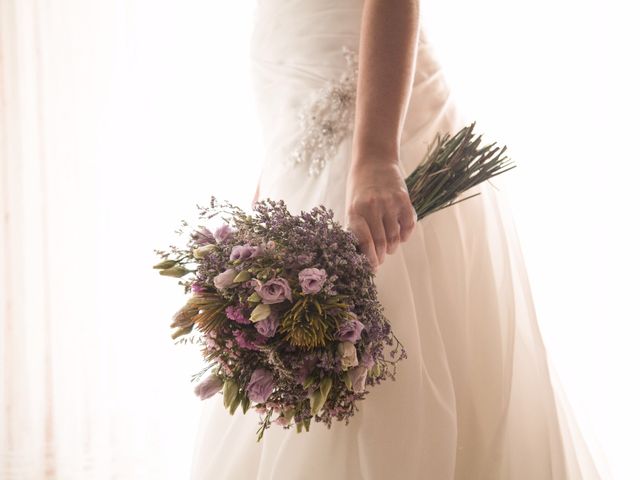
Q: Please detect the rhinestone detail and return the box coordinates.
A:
[286,46,359,176]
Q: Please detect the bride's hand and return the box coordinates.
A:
[345,160,417,272]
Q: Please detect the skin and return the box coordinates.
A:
[254,0,420,272]
[346,0,420,272]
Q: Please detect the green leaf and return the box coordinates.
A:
[229,392,242,415]
[241,395,251,414]
[159,265,190,278]
[247,292,262,303]
[302,375,316,390]
[319,376,333,399]
[233,270,251,283]
[283,407,296,422]
[309,389,326,416]
[250,303,271,322]
[153,259,177,269]
[223,380,239,409]
[342,371,352,390]
[192,244,216,259]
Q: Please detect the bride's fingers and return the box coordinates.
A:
[347,214,379,271]
[398,202,418,242]
[363,210,387,266]
[383,211,401,254]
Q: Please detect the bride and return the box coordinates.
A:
[190,0,604,478]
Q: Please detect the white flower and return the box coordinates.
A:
[337,341,359,369]
[348,365,368,393]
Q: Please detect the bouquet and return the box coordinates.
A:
[153,122,514,441]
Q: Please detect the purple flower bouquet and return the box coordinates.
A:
[154,197,406,441]
[153,122,515,441]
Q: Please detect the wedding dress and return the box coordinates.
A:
[190,0,605,478]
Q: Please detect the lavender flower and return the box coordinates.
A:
[194,374,224,400]
[250,244,265,258]
[213,268,237,289]
[225,305,251,324]
[294,356,318,385]
[213,224,234,243]
[246,368,276,404]
[274,415,290,426]
[255,312,280,338]
[230,244,255,261]
[192,227,215,245]
[336,315,365,343]
[296,253,314,264]
[253,277,292,304]
[233,330,266,350]
[298,267,327,294]
[360,350,375,369]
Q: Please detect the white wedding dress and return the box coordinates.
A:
[190,1,605,478]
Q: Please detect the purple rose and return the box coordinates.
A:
[255,311,280,338]
[230,244,255,261]
[194,374,224,400]
[225,305,251,324]
[336,317,365,343]
[254,277,292,304]
[213,268,237,289]
[298,267,327,294]
[192,227,215,246]
[246,368,276,404]
[191,283,206,294]
[348,366,368,393]
[213,224,234,243]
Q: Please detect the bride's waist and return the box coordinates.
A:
[250,0,364,65]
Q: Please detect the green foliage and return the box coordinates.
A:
[279,295,344,349]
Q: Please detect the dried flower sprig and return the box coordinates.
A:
[405,121,515,220]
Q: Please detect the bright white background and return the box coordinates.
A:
[1,0,637,478]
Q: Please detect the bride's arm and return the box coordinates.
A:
[345,0,420,271]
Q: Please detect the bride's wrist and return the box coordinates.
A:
[350,153,400,173]
[351,145,400,170]
[352,130,399,157]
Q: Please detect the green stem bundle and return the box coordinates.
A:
[404,121,516,221]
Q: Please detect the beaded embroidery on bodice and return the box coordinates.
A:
[286,46,359,176]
